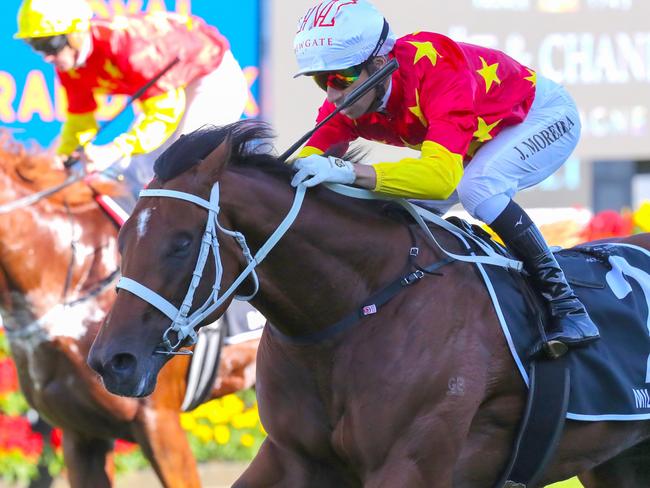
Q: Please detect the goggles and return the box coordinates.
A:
[27,35,68,56]
[312,64,364,91]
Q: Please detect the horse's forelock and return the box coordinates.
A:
[153,120,278,182]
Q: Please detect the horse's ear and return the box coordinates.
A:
[199,135,232,181]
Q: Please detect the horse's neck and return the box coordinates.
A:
[222,170,424,338]
[0,203,118,320]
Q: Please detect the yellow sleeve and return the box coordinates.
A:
[113,88,186,155]
[372,140,464,200]
[295,145,324,160]
[57,112,98,156]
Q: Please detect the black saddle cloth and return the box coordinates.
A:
[447,218,650,421]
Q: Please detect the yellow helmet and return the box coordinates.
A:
[15,0,93,39]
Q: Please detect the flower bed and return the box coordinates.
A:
[0,323,265,483]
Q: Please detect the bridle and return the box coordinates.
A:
[116,183,307,355]
[0,172,86,214]
[115,178,521,356]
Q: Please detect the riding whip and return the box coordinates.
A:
[278,57,399,162]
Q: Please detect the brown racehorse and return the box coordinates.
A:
[0,133,258,488]
[88,120,650,487]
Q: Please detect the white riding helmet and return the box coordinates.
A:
[293,0,396,77]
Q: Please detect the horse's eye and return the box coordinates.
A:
[168,234,193,258]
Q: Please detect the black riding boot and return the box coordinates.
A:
[490,200,600,357]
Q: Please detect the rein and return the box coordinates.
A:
[0,164,126,214]
[0,172,86,214]
[116,179,522,355]
[2,269,120,341]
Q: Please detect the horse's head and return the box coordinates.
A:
[0,133,120,320]
[88,121,275,397]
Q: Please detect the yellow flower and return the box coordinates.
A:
[180,413,196,431]
[240,433,255,447]
[214,425,231,445]
[221,394,245,415]
[231,409,260,429]
[634,201,650,232]
[192,401,217,419]
[208,407,232,425]
[194,424,213,443]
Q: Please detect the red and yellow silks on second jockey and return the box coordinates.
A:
[57,12,228,157]
[298,32,537,200]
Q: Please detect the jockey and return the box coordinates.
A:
[291,0,599,354]
[15,0,248,198]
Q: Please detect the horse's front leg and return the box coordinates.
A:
[361,411,465,488]
[234,439,358,488]
[62,431,114,488]
[131,406,201,488]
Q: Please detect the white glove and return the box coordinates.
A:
[82,142,130,173]
[291,154,356,188]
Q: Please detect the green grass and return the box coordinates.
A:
[547,478,583,487]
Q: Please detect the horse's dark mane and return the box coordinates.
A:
[154,120,285,182]
[154,120,367,182]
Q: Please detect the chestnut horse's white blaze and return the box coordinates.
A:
[137,208,152,240]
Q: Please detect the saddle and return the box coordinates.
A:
[444,217,650,487]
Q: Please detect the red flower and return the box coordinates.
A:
[0,415,43,457]
[114,438,136,454]
[581,210,634,242]
[50,428,63,450]
[0,358,19,394]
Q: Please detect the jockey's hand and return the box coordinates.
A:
[52,154,69,170]
[291,154,356,188]
[82,143,127,174]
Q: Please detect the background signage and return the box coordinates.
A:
[0,0,261,149]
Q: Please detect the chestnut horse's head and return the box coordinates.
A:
[88,121,275,397]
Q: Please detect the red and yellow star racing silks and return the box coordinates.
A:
[57,12,228,156]
[298,32,537,200]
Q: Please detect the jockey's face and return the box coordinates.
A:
[42,44,78,72]
[324,57,389,120]
[29,31,87,72]
[326,68,375,119]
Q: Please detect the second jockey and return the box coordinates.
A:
[15,0,248,197]
[291,0,599,355]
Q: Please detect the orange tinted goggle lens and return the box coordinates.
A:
[312,66,363,91]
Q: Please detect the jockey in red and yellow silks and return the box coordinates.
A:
[291,0,599,356]
[56,13,228,157]
[16,0,247,197]
[300,32,536,200]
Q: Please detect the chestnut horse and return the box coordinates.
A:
[88,120,650,487]
[0,134,258,488]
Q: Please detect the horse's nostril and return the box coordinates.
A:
[88,355,104,376]
[108,353,137,376]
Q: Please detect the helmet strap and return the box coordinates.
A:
[69,30,93,68]
[363,59,388,115]
[362,19,391,115]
